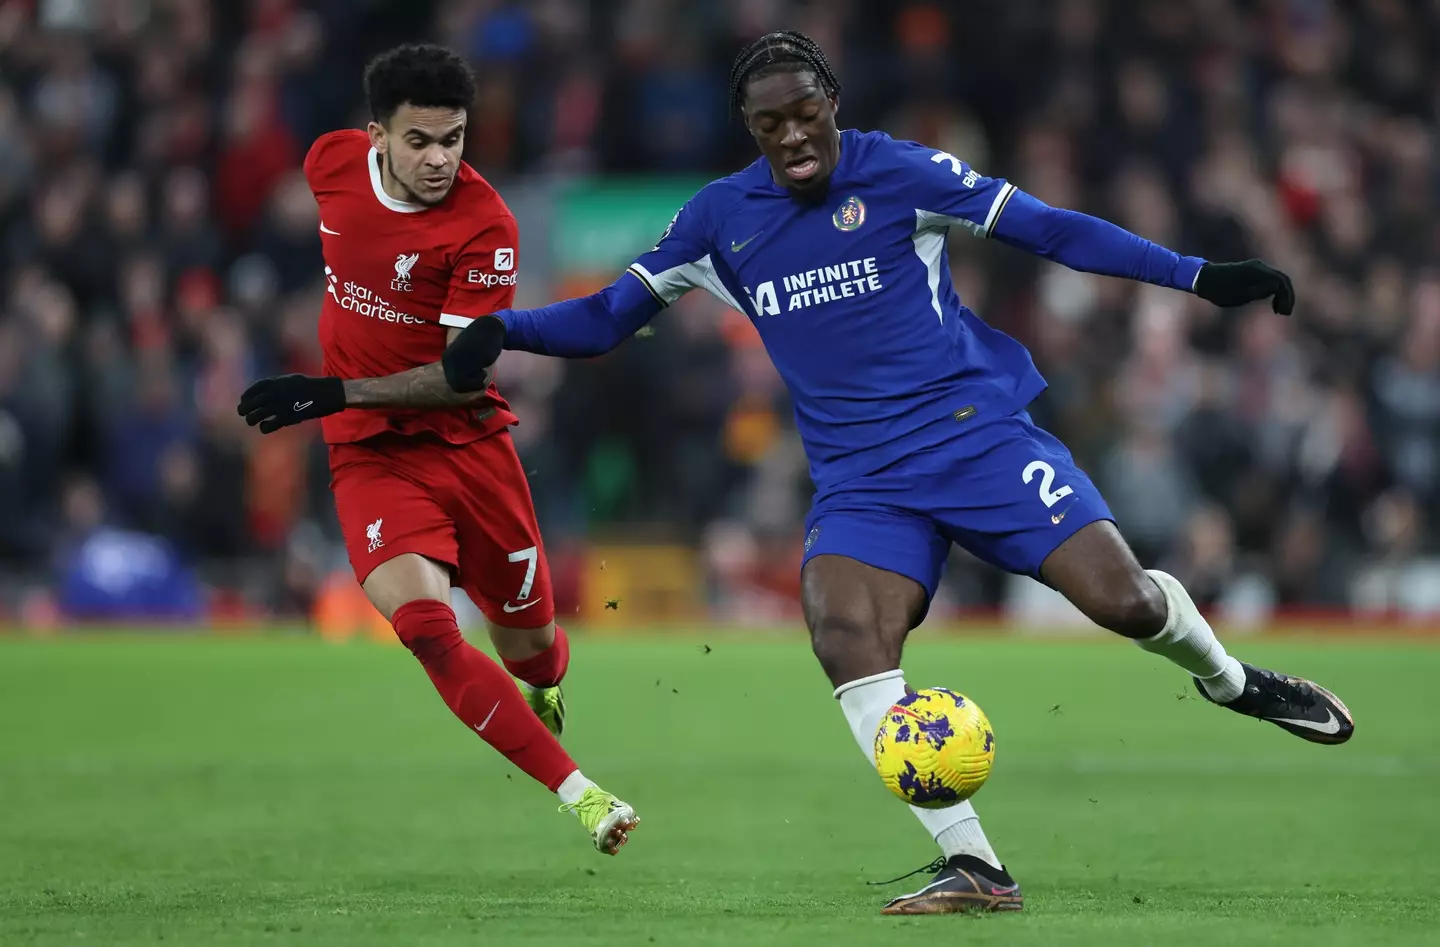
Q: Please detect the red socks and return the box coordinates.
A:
[502,624,570,688]
[390,599,576,791]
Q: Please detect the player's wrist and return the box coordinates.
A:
[309,376,348,413]
[1183,258,1208,294]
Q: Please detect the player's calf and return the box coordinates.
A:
[802,555,923,687]
[389,598,577,785]
[809,612,901,686]
[1078,578,1167,639]
[495,623,569,687]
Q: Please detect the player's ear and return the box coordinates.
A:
[367,120,387,154]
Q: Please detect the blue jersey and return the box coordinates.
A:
[500,129,1205,494]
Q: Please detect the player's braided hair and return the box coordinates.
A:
[728,30,841,115]
[364,44,475,123]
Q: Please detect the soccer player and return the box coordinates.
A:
[235,45,637,855]
[441,31,1357,911]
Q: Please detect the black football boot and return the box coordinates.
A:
[1196,662,1354,745]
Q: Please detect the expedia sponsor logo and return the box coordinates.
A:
[466,270,518,288]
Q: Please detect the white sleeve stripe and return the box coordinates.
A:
[628,261,658,286]
[626,264,668,306]
[438,313,476,328]
[629,259,707,306]
[631,256,741,312]
[983,183,1017,237]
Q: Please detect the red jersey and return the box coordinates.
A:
[304,129,519,444]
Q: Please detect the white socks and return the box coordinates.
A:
[826,571,1234,874]
[555,770,597,806]
[1140,570,1246,703]
[834,670,1001,869]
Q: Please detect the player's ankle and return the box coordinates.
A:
[1195,657,1246,704]
[935,817,1001,871]
[555,769,596,805]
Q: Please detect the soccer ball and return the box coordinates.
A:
[873,687,995,808]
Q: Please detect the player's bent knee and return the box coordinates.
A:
[388,598,465,667]
[1085,577,1167,639]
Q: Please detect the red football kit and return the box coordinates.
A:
[305,129,553,629]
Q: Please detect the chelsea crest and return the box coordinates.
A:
[833,196,866,231]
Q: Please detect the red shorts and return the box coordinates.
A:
[328,431,554,628]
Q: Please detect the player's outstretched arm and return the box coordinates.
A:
[443,272,663,392]
[338,356,490,410]
[991,190,1295,315]
[237,333,487,434]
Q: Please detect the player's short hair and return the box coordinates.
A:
[363,44,475,124]
[728,30,841,116]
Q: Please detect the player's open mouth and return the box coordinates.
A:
[422,177,449,188]
[784,155,820,181]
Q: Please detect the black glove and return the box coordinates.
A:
[442,315,506,393]
[237,374,346,434]
[1193,259,1295,315]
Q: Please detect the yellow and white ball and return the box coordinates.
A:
[874,687,995,808]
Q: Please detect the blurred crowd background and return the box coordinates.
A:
[1,0,1439,628]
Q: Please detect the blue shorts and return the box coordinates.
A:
[802,411,1113,601]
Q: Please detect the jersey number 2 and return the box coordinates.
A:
[1023,461,1073,508]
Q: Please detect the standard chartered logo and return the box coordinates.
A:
[325,266,424,326]
[745,257,884,316]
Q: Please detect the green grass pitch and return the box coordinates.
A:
[1,633,1436,946]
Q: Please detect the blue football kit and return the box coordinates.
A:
[497,129,1207,600]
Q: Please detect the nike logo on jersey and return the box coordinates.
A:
[294,400,313,412]
[1268,709,1342,735]
[502,598,543,614]
[731,231,763,252]
[474,700,502,733]
[320,222,340,235]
